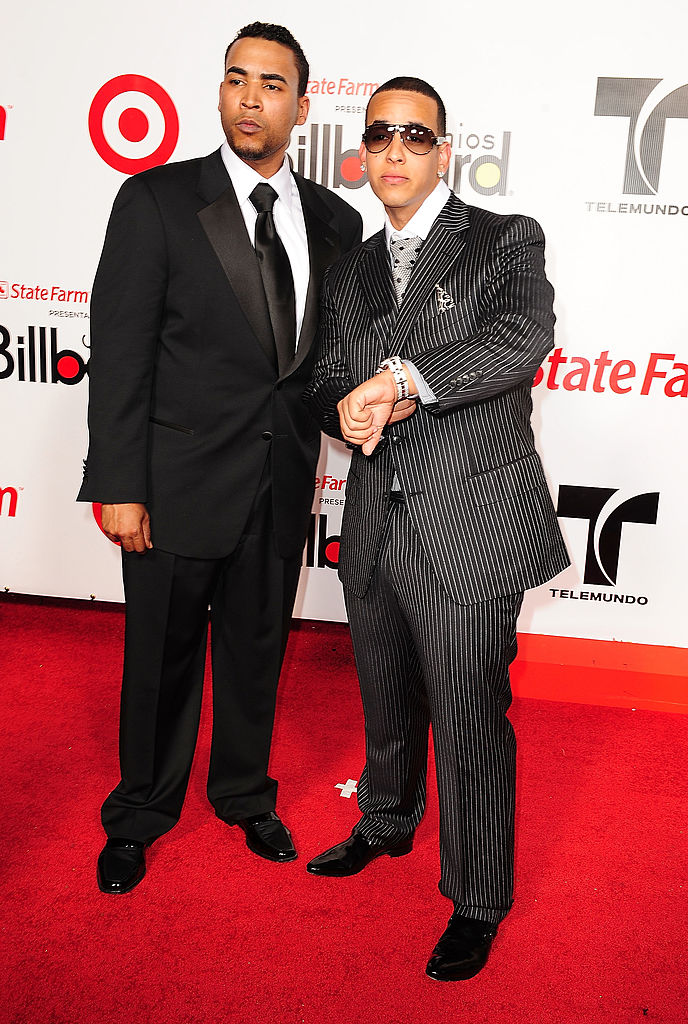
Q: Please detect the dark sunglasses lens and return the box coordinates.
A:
[402,126,434,153]
[364,127,394,152]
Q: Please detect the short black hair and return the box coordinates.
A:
[225,22,310,97]
[367,76,446,136]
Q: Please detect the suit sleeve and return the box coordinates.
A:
[302,270,356,440]
[78,174,168,502]
[408,215,555,412]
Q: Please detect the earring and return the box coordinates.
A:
[437,170,444,178]
[360,163,366,171]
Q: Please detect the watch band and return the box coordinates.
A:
[376,355,410,401]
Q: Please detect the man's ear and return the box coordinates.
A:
[296,95,310,127]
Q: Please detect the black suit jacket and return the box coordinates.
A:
[78,148,362,559]
[305,194,569,604]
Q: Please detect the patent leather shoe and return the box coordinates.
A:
[232,812,297,862]
[425,913,498,981]
[97,837,146,894]
[306,830,413,876]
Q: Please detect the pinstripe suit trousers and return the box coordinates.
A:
[344,501,523,924]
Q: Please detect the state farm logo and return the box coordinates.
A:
[306,76,379,99]
[89,75,179,174]
[316,472,346,509]
[533,348,687,398]
[0,281,88,304]
[0,485,20,518]
[0,324,88,384]
[553,485,659,607]
[293,123,511,197]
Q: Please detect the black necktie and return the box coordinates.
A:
[250,183,296,375]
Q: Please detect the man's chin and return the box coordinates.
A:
[228,139,270,163]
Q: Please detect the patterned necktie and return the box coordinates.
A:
[249,183,296,375]
[390,236,423,304]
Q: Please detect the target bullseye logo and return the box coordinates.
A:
[89,75,179,174]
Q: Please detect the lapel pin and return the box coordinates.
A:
[435,285,455,313]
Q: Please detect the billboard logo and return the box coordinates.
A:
[556,485,659,586]
[0,282,8,299]
[294,124,511,196]
[0,105,8,141]
[294,124,367,189]
[304,512,340,569]
[0,324,88,384]
[594,77,688,195]
[0,486,19,518]
[89,75,179,174]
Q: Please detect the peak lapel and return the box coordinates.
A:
[196,152,277,372]
[387,196,471,355]
[357,232,398,353]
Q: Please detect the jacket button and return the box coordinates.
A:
[391,435,404,445]
[261,431,273,441]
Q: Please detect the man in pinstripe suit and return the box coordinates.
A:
[304,78,569,980]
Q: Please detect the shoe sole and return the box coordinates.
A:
[244,839,298,862]
[387,842,413,858]
[425,964,486,982]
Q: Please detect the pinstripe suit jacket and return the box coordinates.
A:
[304,193,569,605]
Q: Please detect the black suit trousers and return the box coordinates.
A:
[101,475,302,842]
[344,502,523,924]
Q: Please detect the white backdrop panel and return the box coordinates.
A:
[1,1,686,646]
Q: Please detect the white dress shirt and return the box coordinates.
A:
[383,178,451,252]
[220,141,309,347]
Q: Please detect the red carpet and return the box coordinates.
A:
[2,595,687,1023]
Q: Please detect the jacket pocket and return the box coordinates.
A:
[149,416,195,436]
[464,451,546,507]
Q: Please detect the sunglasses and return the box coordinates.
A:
[361,122,448,155]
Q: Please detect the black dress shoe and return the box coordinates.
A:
[425,913,498,981]
[232,812,297,862]
[306,830,413,876]
[97,837,146,894]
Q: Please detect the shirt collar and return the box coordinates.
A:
[385,179,451,248]
[220,141,294,212]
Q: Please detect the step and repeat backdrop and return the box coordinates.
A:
[1,1,686,648]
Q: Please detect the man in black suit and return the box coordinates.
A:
[78,22,361,894]
[304,79,568,979]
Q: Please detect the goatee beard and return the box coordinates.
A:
[230,139,271,163]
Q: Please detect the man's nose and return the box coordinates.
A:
[241,84,261,109]
[386,131,405,161]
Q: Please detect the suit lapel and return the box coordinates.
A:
[290,174,343,375]
[357,231,398,358]
[196,150,277,371]
[388,195,471,355]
